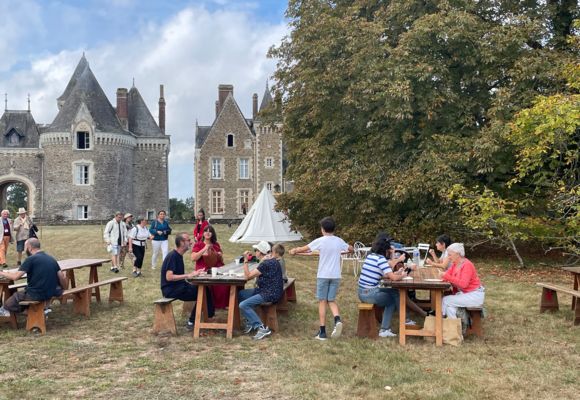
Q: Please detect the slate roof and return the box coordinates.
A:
[47,57,125,133]
[195,125,211,148]
[259,83,273,112]
[127,86,163,136]
[0,110,40,148]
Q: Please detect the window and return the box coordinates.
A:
[266,182,273,191]
[239,190,250,214]
[265,157,273,168]
[75,164,90,185]
[239,158,249,179]
[146,210,155,221]
[211,190,224,214]
[77,205,88,220]
[227,134,234,148]
[76,131,90,149]
[211,158,222,179]
[244,139,252,149]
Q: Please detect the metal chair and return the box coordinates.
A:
[341,241,365,276]
[417,243,430,266]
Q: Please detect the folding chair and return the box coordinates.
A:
[341,241,365,276]
[417,243,430,267]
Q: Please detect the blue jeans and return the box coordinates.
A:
[358,287,399,330]
[239,288,266,329]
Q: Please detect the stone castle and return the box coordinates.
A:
[0,55,170,220]
[194,84,286,220]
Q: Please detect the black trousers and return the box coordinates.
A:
[163,283,215,321]
[132,244,145,268]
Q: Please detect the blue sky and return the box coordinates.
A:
[0,0,288,200]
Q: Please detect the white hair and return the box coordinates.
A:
[447,243,465,257]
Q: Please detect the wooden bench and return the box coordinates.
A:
[537,282,580,325]
[465,307,484,337]
[152,298,178,335]
[356,303,384,339]
[257,302,279,332]
[276,278,296,313]
[19,300,47,334]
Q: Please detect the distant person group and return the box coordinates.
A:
[0,208,38,269]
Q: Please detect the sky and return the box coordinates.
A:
[0,0,288,200]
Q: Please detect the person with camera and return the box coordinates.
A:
[13,207,35,266]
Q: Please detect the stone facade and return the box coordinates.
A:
[0,55,170,220]
[194,84,284,220]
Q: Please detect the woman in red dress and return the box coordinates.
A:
[192,209,209,243]
[191,225,229,309]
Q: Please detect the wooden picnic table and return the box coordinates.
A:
[186,261,258,339]
[58,258,111,303]
[0,268,20,304]
[562,267,580,310]
[382,267,451,346]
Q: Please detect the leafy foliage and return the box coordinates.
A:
[270,0,578,251]
[6,183,27,216]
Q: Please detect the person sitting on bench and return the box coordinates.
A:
[0,238,67,317]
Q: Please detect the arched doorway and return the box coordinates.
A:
[0,175,36,217]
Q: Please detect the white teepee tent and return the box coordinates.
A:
[229,186,302,243]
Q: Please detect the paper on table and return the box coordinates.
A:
[424,278,443,282]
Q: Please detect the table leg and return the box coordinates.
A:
[89,265,101,303]
[572,275,579,310]
[193,284,206,338]
[434,290,443,347]
[66,270,76,289]
[399,288,407,346]
[226,285,239,339]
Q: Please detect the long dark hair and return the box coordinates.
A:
[197,209,206,222]
[203,225,217,244]
[370,232,391,257]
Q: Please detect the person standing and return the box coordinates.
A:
[192,209,208,243]
[13,208,33,266]
[0,209,13,268]
[128,217,152,277]
[0,238,67,318]
[160,233,205,331]
[150,210,172,269]
[103,211,127,273]
[119,213,134,269]
[289,217,353,340]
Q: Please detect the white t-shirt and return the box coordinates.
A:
[308,235,349,279]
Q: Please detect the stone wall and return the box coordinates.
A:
[133,139,170,218]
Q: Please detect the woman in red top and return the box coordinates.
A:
[191,225,229,309]
[440,243,484,318]
[192,209,209,243]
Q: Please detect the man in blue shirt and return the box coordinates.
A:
[0,238,67,317]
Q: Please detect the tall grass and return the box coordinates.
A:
[0,225,578,399]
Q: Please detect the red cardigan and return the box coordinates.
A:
[192,220,209,243]
[442,258,481,293]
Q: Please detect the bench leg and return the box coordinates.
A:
[153,303,177,335]
[108,281,124,303]
[540,288,559,313]
[575,301,580,326]
[72,289,91,317]
[25,303,46,335]
[276,292,289,313]
[286,283,296,302]
[466,310,483,337]
[357,309,378,339]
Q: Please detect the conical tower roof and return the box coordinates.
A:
[259,82,273,112]
[127,86,163,136]
[47,56,125,133]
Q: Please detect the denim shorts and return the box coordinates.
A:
[108,244,121,256]
[16,240,26,252]
[316,278,341,301]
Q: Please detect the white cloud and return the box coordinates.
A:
[0,4,288,199]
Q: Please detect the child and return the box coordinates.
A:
[290,217,352,340]
[272,244,288,283]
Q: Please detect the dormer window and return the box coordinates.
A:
[77,131,90,149]
[226,133,234,148]
[6,129,21,147]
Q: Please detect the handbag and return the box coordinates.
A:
[202,246,220,269]
[29,224,39,238]
[423,316,463,346]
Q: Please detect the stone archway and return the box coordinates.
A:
[0,174,37,217]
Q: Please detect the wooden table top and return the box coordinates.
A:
[382,267,452,290]
[58,258,111,271]
[562,267,580,274]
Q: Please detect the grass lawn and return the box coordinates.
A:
[0,224,578,399]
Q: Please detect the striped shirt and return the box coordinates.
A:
[358,253,392,289]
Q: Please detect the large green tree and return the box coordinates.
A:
[271,0,578,244]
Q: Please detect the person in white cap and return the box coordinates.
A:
[238,240,284,340]
[439,243,485,318]
[13,207,34,266]
[103,211,127,273]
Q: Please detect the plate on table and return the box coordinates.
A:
[424,278,443,282]
[402,276,413,280]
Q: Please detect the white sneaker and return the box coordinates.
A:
[379,328,397,338]
[0,307,10,317]
[405,319,417,326]
[331,321,343,339]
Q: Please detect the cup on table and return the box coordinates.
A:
[211,267,218,277]
[235,258,240,266]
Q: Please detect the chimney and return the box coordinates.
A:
[217,84,234,114]
[252,93,258,119]
[116,88,128,129]
[158,84,166,134]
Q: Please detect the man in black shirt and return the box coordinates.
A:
[0,238,67,317]
[161,232,204,330]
